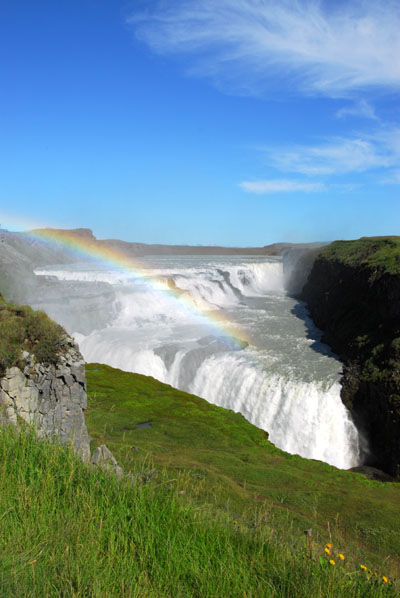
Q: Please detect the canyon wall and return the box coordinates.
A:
[301,238,400,477]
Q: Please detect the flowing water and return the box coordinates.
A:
[35,255,361,469]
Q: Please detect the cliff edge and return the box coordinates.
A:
[301,237,400,477]
[0,296,91,460]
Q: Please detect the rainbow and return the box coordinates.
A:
[26,227,248,349]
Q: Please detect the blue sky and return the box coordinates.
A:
[1,0,399,246]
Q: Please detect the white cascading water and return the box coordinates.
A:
[35,255,361,469]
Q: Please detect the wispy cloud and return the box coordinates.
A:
[262,128,400,176]
[239,179,325,194]
[336,100,378,121]
[130,0,400,97]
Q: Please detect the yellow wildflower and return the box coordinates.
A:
[382,576,389,583]
[325,542,333,549]
[324,547,331,555]
[329,559,335,566]
[233,520,238,525]
[368,569,373,575]
[337,553,345,560]
[360,565,367,571]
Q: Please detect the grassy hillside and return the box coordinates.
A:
[320,237,400,274]
[85,365,400,577]
[0,362,399,596]
[0,423,397,597]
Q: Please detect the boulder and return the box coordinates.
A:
[91,444,124,478]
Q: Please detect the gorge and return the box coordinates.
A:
[0,228,399,477]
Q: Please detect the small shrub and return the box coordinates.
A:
[22,306,63,364]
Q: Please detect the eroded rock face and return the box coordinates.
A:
[301,257,400,477]
[0,335,91,461]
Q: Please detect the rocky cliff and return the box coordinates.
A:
[0,334,91,461]
[301,238,400,477]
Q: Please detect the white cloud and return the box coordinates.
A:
[239,179,325,194]
[130,0,400,97]
[263,128,400,176]
[336,100,378,120]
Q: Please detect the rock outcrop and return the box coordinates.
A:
[91,444,124,478]
[301,239,400,477]
[0,334,91,461]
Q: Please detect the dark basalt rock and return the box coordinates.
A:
[301,255,400,478]
[349,465,394,483]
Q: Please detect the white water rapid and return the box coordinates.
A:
[35,255,361,469]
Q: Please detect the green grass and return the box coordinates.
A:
[0,423,398,597]
[0,294,64,374]
[320,237,400,274]
[85,364,400,579]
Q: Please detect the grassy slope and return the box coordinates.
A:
[320,237,400,274]
[0,425,397,598]
[85,364,400,576]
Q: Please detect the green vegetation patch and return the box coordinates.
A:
[320,237,400,274]
[86,363,400,573]
[0,424,398,597]
[0,294,64,374]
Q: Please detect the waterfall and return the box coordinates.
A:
[35,255,361,469]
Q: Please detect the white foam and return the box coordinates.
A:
[43,256,361,469]
[35,267,135,285]
[189,352,359,469]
